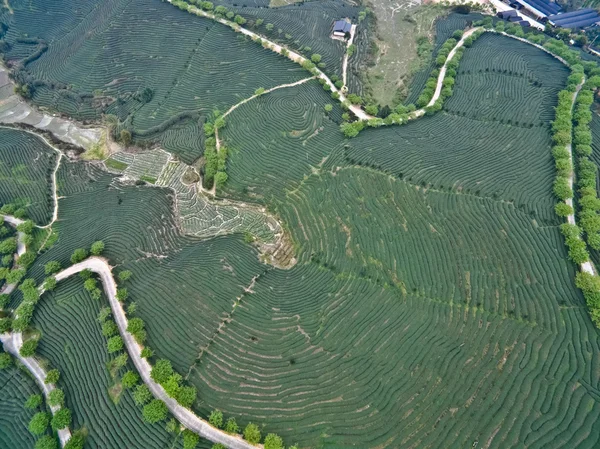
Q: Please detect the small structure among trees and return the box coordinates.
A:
[331,19,351,40]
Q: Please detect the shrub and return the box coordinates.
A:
[141,347,154,358]
[116,288,128,301]
[264,433,284,449]
[122,370,139,389]
[107,336,124,353]
[28,412,50,435]
[133,384,152,405]
[70,248,88,264]
[209,409,223,428]
[0,352,12,369]
[225,417,240,433]
[142,399,167,423]
[183,429,200,449]
[244,423,261,444]
[35,435,58,449]
[102,320,118,337]
[20,339,38,357]
[51,407,71,430]
[90,240,105,255]
[48,388,65,407]
[98,307,111,322]
[25,394,43,409]
[44,277,57,291]
[45,369,60,384]
[151,359,173,384]
[177,386,197,408]
[555,202,573,217]
[84,278,97,291]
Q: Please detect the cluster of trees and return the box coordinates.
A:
[25,367,73,449]
[202,129,229,190]
[150,359,197,408]
[207,409,292,448]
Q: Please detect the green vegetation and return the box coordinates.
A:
[28,412,50,435]
[243,423,261,444]
[142,399,168,424]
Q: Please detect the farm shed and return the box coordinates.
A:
[512,0,561,20]
[497,10,519,19]
[548,8,600,29]
[332,20,351,37]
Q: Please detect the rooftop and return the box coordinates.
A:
[333,20,351,34]
[549,8,600,28]
[514,0,562,17]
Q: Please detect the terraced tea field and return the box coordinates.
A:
[0,127,56,224]
[0,0,306,162]
[2,2,600,448]
[0,365,42,449]
[33,277,194,449]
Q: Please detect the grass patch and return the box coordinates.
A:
[140,175,157,184]
[105,158,129,171]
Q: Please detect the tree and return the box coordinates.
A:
[102,321,118,338]
[35,435,58,449]
[116,288,128,301]
[0,293,9,309]
[16,220,34,234]
[555,202,573,217]
[79,269,92,280]
[90,240,105,255]
[127,317,145,334]
[98,307,111,323]
[28,412,50,435]
[142,399,167,423]
[265,23,274,31]
[48,388,65,407]
[214,171,228,188]
[311,54,322,64]
[45,369,60,384]
[224,417,239,433]
[183,429,200,449]
[70,248,88,264]
[234,15,246,25]
[165,418,178,433]
[122,370,139,389]
[141,347,154,359]
[20,339,38,357]
[120,129,132,147]
[118,270,132,282]
[44,277,57,291]
[177,385,197,408]
[51,408,71,430]
[127,302,137,314]
[107,336,124,353]
[264,433,284,449]
[212,445,226,449]
[209,409,223,428]
[84,278,97,292]
[244,423,261,444]
[133,384,152,405]
[255,18,264,27]
[25,394,43,409]
[151,359,174,384]
[324,104,333,113]
[0,237,17,254]
[0,317,11,333]
[365,104,378,116]
[254,87,266,96]
[0,352,12,369]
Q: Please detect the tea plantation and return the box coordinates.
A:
[0,1,600,448]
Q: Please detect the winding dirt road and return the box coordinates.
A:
[55,258,259,449]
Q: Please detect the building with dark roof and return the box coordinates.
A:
[332,20,351,37]
[497,10,519,19]
[513,0,562,19]
[549,8,600,29]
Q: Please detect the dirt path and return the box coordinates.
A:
[55,257,261,449]
[0,332,72,446]
[342,24,357,88]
